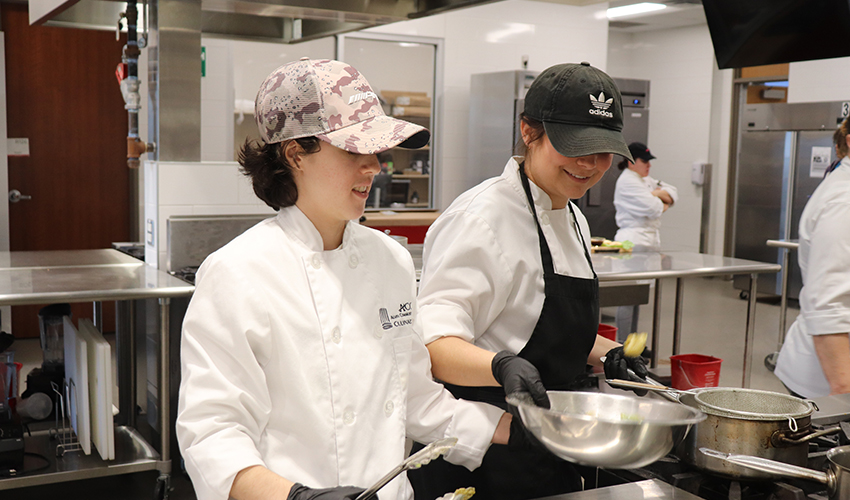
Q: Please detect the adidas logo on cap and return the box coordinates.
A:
[589,92,614,118]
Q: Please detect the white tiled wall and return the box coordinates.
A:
[607,24,722,253]
[368,0,611,208]
[143,160,274,268]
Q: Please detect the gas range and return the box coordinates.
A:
[594,424,845,500]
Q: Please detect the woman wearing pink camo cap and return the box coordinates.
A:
[175,58,513,500]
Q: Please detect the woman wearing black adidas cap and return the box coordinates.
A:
[407,62,649,499]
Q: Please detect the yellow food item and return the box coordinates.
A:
[601,239,635,251]
[623,332,648,357]
[452,487,476,500]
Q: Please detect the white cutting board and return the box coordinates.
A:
[62,317,91,455]
[78,319,115,460]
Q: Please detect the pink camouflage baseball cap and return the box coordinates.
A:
[255,57,430,155]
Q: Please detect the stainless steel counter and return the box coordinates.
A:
[0,255,194,305]
[0,248,143,270]
[534,479,703,500]
[592,251,781,388]
[0,249,194,493]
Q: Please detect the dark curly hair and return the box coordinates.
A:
[617,157,632,170]
[237,137,322,210]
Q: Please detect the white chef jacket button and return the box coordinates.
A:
[311,254,322,269]
[374,327,383,339]
[343,409,355,425]
[384,400,394,416]
[331,327,341,344]
[541,213,550,225]
[349,255,359,268]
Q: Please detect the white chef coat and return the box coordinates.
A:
[417,157,594,354]
[176,205,503,500]
[613,168,679,249]
[775,157,850,397]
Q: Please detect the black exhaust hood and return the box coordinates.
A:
[702,0,850,69]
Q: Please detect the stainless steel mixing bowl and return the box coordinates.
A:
[507,391,706,469]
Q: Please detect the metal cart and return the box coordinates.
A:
[0,249,194,499]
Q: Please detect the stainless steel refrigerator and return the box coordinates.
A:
[731,101,846,299]
[467,71,649,239]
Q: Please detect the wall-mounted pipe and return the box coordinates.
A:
[124,0,144,169]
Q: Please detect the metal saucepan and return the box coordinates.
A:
[702,446,850,500]
[507,390,705,469]
[607,379,840,479]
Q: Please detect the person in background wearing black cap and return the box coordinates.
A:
[613,142,678,251]
[406,62,649,499]
[611,142,678,341]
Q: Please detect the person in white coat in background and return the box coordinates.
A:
[775,115,850,398]
[613,142,678,250]
[175,58,512,500]
[612,142,678,341]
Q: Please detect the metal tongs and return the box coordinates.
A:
[355,437,458,500]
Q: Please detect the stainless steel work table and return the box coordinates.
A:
[592,251,781,388]
[0,249,194,495]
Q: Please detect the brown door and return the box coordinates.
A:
[3,3,130,339]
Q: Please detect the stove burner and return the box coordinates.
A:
[597,454,828,500]
[172,266,199,284]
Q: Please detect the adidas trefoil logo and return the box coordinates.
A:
[589,92,614,118]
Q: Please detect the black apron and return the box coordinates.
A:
[408,164,600,500]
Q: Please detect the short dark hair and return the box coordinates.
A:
[237,137,322,210]
[617,157,632,170]
[514,113,546,157]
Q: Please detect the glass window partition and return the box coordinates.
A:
[338,33,442,210]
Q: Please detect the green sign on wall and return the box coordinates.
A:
[201,47,206,77]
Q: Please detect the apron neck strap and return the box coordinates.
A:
[518,162,596,278]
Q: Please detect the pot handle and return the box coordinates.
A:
[699,447,831,486]
[773,425,842,446]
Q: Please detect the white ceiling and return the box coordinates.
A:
[540,0,707,32]
[607,0,706,32]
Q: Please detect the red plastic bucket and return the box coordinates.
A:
[670,354,722,390]
[598,324,617,341]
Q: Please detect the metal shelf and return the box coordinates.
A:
[0,249,195,496]
[0,426,162,490]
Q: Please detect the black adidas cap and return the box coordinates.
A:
[524,62,632,161]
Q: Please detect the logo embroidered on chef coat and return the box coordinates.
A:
[379,303,413,330]
[379,308,392,330]
[589,92,614,118]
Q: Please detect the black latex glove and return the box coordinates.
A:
[287,483,365,500]
[604,346,649,396]
[491,351,550,409]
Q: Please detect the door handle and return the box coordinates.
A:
[9,189,32,203]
